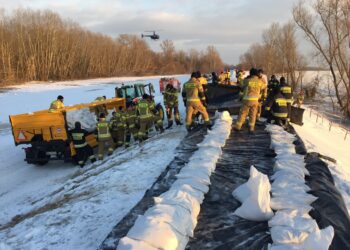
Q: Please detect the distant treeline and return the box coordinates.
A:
[0,9,224,86]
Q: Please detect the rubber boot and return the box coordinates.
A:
[166,120,173,129]
[176,120,183,126]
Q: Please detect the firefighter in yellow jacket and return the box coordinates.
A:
[234,68,265,134]
[164,83,182,129]
[49,95,65,112]
[109,107,127,147]
[94,96,108,118]
[197,71,208,86]
[96,113,114,160]
[136,94,154,141]
[125,103,138,147]
[182,72,211,131]
[148,96,164,133]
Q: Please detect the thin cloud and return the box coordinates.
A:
[0,0,299,63]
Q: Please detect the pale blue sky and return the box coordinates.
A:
[0,0,300,64]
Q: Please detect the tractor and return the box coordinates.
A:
[115,82,165,120]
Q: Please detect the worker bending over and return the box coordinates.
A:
[49,95,64,112]
[163,83,182,129]
[265,87,289,127]
[110,107,127,148]
[69,121,96,167]
[182,72,211,132]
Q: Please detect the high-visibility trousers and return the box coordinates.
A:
[111,128,125,146]
[166,105,180,123]
[235,101,259,131]
[185,101,209,128]
[97,137,114,160]
[138,116,153,140]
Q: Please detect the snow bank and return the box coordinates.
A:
[66,108,98,131]
[232,166,274,221]
[266,125,334,249]
[292,107,350,215]
[117,111,232,250]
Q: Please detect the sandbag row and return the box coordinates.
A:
[117,111,232,250]
[266,125,334,250]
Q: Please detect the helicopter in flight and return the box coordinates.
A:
[141,31,160,40]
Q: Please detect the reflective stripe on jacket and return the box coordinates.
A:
[242,76,264,103]
[137,99,153,118]
[182,78,205,103]
[266,93,288,118]
[69,128,89,148]
[97,119,111,139]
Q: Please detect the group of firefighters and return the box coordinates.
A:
[234,68,304,133]
[49,69,304,167]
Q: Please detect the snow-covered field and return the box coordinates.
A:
[0,72,349,249]
[292,107,350,215]
[0,75,188,250]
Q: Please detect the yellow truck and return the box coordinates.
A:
[9,97,126,165]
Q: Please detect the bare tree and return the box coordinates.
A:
[293,0,350,117]
[0,8,225,86]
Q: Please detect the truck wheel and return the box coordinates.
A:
[156,104,165,121]
[25,148,49,166]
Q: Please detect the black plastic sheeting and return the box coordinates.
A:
[305,153,350,250]
[205,85,241,104]
[205,85,241,115]
[291,127,350,250]
[99,127,209,250]
[186,122,275,250]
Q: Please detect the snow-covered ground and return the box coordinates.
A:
[0,75,188,250]
[1,72,349,249]
[292,107,350,215]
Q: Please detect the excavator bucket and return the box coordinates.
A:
[290,106,305,125]
[205,85,242,115]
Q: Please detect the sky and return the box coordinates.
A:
[0,0,300,64]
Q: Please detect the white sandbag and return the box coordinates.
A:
[270,195,315,211]
[154,189,201,219]
[172,178,209,194]
[268,243,302,250]
[271,170,306,183]
[268,226,334,250]
[232,166,259,203]
[198,137,223,147]
[270,226,309,245]
[268,210,318,233]
[274,161,309,178]
[271,190,318,205]
[117,237,157,250]
[186,159,217,172]
[144,204,195,237]
[127,216,187,250]
[182,164,212,177]
[303,226,334,250]
[233,168,274,221]
[176,168,211,185]
[271,179,311,193]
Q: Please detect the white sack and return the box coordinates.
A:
[232,166,259,203]
[271,226,309,245]
[127,216,188,250]
[268,210,318,233]
[233,168,274,221]
[144,204,194,237]
[117,237,157,250]
[303,226,334,250]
